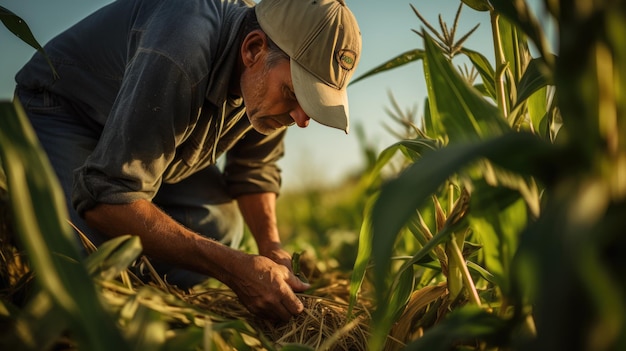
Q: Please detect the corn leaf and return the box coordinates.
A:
[515,57,553,108]
[350,49,425,85]
[85,235,142,280]
[2,291,68,351]
[161,327,204,351]
[368,264,415,350]
[348,195,376,317]
[0,99,128,351]
[422,32,509,143]
[125,305,167,350]
[460,47,496,99]
[490,0,553,65]
[402,305,510,350]
[469,192,527,295]
[461,0,492,12]
[397,138,441,160]
[0,6,58,78]
[514,178,624,350]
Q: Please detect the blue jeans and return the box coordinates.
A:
[15,87,243,288]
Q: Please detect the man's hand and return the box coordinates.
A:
[258,241,293,270]
[235,192,310,319]
[85,199,309,320]
[228,253,310,321]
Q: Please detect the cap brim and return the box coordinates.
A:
[291,59,350,134]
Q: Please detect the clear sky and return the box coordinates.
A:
[0,0,495,190]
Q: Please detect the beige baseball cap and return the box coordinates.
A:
[255,0,361,134]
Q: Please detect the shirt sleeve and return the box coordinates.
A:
[72,50,199,216]
[223,129,286,197]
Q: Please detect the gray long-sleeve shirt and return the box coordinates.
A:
[15,0,285,216]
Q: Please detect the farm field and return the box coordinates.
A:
[1,0,625,350]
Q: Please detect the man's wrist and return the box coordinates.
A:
[257,240,282,254]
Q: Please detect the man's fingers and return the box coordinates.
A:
[261,282,306,320]
[286,272,311,292]
[250,292,301,321]
[276,303,293,321]
[236,255,310,321]
[282,293,305,315]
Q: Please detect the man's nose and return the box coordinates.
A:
[290,106,310,128]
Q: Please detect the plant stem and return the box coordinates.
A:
[449,238,481,306]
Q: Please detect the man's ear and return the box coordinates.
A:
[241,29,267,67]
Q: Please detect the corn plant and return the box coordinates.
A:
[349,0,625,350]
[0,98,134,350]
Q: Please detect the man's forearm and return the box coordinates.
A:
[83,199,238,282]
[236,192,294,269]
[236,192,281,249]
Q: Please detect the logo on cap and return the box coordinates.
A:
[336,49,357,70]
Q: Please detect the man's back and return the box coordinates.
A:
[15,0,250,127]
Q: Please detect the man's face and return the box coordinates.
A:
[240,57,310,135]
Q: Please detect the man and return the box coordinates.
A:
[14,0,361,321]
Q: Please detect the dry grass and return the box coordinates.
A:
[0,192,33,306]
[183,287,373,350]
[90,261,378,350]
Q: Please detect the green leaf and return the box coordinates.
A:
[291,250,308,283]
[461,47,496,99]
[161,327,204,351]
[466,261,496,284]
[0,6,58,78]
[490,0,553,65]
[461,0,493,12]
[210,319,274,349]
[403,305,511,350]
[369,264,415,350]
[348,195,376,317]
[514,178,624,350]
[125,305,167,350]
[397,138,441,159]
[422,32,509,143]
[85,235,142,280]
[469,194,527,295]
[2,291,69,351]
[498,14,525,83]
[389,264,415,322]
[0,6,43,51]
[527,85,549,137]
[360,141,407,189]
[0,100,128,351]
[515,57,553,107]
[350,49,425,85]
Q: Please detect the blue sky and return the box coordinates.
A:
[0,0,496,190]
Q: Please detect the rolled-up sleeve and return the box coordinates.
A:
[223,129,286,197]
